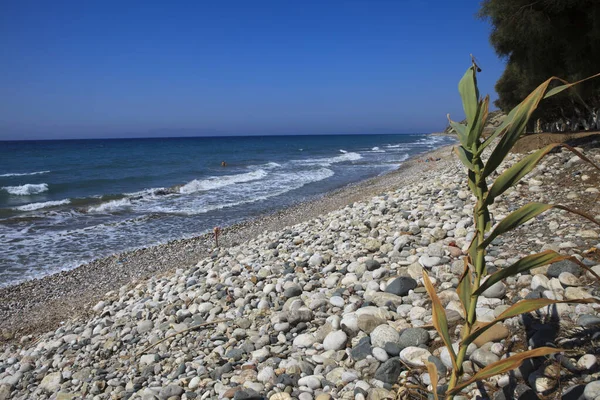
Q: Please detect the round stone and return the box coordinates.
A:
[330,296,345,307]
[558,272,580,287]
[385,276,417,296]
[399,346,432,367]
[585,380,600,400]
[323,330,347,351]
[481,281,506,299]
[397,328,429,349]
[372,347,389,362]
[370,324,401,348]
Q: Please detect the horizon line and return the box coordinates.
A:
[0,131,436,142]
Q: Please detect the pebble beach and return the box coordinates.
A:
[1,141,600,400]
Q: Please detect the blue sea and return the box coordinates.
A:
[0,134,454,287]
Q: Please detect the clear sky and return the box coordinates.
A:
[0,1,505,140]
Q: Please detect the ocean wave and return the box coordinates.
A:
[2,183,49,195]
[370,146,385,153]
[147,167,335,216]
[0,170,50,177]
[179,169,268,194]
[264,162,282,168]
[295,151,362,167]
[88,198,132,213]
[14,199,71,211]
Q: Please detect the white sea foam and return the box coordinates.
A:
[2,183,49,195]
[143,167,335,216]
[179,169,268,194]
[264,162,282,168]
[14,199,71,211]
[0,170,50,177]
[295,151,362,167]
[370,146,385,153]
[88,198,132,213]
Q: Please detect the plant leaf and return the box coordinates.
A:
[482,78,553,178]
[480,202,600,250]
[422,270,457,371]
[467,95,489,148]
[473,250,568,296]
[462,298,599,348]
[458,67,480,135]
[479,107,516,153]
[454,146,474,170]
[543,72,600,98]
[425,361,440,400]
[447,347,562,395]
[485,144,559,205]
[485,143,600,205]
[480,202,553,249]
[456,257,472,317]
[448,116,469,148]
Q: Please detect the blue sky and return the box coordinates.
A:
[0,1,505,140]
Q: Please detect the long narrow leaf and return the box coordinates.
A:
[423,270,458,371]
[447,347,562,395]
[448,116,469,148]
[462,298,599,348]
[544,72,600,98]
[458,67,479,133]
[425,361,440,400]
[482,79,552,178]
[480,202,553,249]
[485,144,560,205]
[479,105,518,153]
[454,146,474,170]
[473,250,568,296]
[467,95,489,147]
[485,143,600,205]
[456,258,472,317]
[480,203,600,249]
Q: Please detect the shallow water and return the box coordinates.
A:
[0,134,455,287]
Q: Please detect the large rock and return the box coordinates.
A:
[399,346,432,367]
[40,372,62,393]
[358,314,386,334]
[548,260,581,277]
[385,277,417,296]
[323,330,347,351]
[397,328,429,349]
[374,358,402,384]
[471,348,500,367]
[364,291,403,307]
[481,281,506,299]
[370,325,401,348]
[585,380,600,400]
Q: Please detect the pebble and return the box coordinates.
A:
[370,324,401,348]
[399,346,432,367]
[385,276,417,296]
[2,145,600,399]
[323,330,347,351]
[585,381,600,400]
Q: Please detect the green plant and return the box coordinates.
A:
[425,62,600,399]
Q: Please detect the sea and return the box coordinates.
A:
[0,134,455,288]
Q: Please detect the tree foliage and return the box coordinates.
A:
[479,0,600,126]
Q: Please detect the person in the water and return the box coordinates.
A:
[221,161,227,167]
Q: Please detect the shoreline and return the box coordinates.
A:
[0,142,456,343]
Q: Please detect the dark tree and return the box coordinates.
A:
[479,0,600,131]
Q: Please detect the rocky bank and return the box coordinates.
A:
[1,144,600,400]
